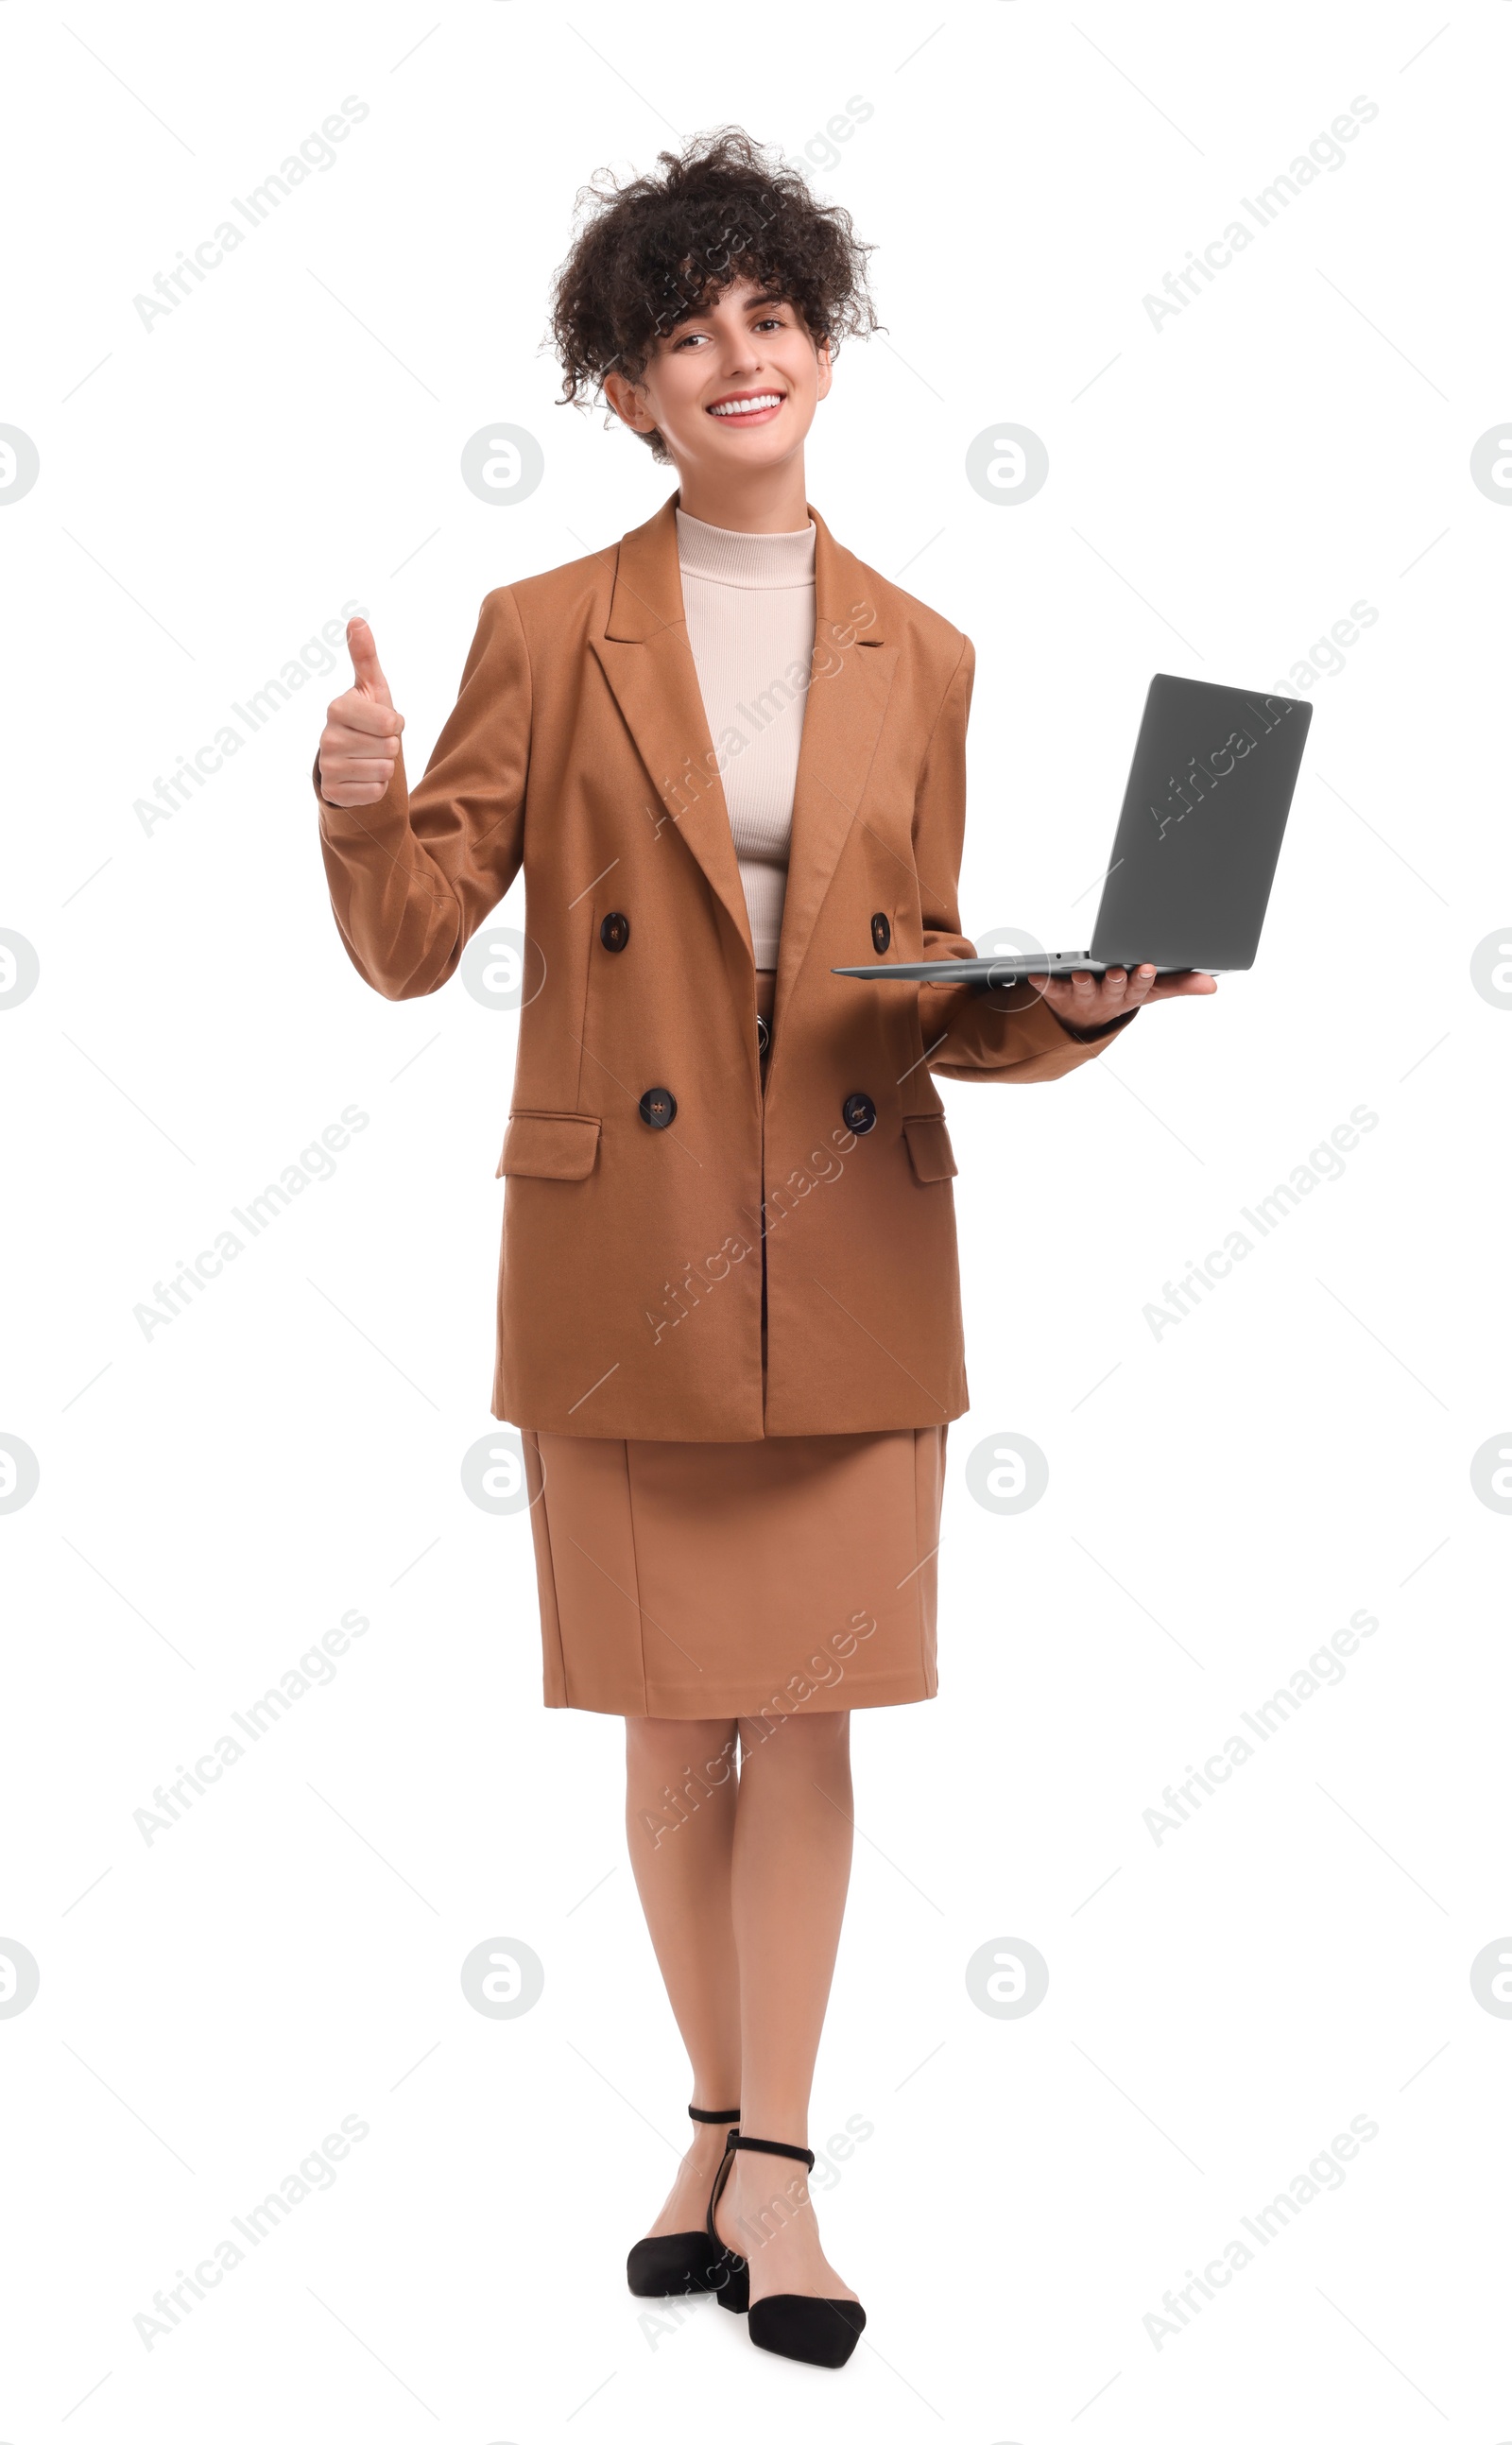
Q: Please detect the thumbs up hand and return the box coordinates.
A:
[318,618,406,806]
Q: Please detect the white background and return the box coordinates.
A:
[4,1,1509,2436]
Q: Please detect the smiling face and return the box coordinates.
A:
[603,276,832,501]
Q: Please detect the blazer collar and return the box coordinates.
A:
[604,492,888,646]
[589,493,897,1022]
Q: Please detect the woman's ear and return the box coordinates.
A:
[603,370,655,434]
[815,337,833,403]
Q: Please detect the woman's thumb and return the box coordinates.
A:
[347,616,392,706]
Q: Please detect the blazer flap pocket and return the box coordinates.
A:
[498,1112,601,1180]
[902,1113,957,1183]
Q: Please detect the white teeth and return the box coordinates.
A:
[709,394,782,417]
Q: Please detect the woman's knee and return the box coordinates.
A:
[627,1715,739,1780]
[737,1708,850,1765]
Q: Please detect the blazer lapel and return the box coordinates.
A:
[588,495,899,1009]
[589,498,753,964]
[774,507,897,1023]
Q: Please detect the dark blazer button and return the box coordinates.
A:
[755,1013,770,1055]
[870,911,891,954]
[842,1091,877,1135]
[600,911,630,953]
[639,1085,677,1129]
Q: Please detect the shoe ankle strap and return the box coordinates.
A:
[727,2132,815,2170]
[688,2103,742,2125]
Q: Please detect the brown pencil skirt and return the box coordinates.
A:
[520,973,948,1719]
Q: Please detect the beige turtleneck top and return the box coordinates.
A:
[676,507,816,969]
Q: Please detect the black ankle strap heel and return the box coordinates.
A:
[702,2125,752,2314]
[626,2103,744,2299]
[727,2134,814,2163]
[708,2132,867,2368]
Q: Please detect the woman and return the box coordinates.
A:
[314,129,1210,2368]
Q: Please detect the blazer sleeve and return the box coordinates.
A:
[912,635,1136,1083]
[314,587,531,1000]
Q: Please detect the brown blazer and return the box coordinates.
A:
[317,496,1129,1440]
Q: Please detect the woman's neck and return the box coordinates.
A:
[672,456,810,534]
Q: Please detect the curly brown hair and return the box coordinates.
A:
[548,126,879,462]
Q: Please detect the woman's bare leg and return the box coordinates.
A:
[625,1715,742,2235]
[714,1710,857,2301]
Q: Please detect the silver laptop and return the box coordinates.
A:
[834,672,1312,985]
